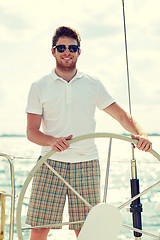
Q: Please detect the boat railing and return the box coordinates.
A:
[0,153,15,240]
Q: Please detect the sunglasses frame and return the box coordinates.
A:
[53,44,79,53]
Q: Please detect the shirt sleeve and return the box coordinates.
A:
[25,83,43,115]
[96,80,115,110]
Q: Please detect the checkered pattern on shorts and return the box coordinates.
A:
[26,158,100,230]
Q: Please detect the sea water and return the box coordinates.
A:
[0,136,159,240]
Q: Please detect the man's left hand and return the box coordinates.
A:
[131,135,152,152]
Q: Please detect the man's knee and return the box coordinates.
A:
[30,228,50,240]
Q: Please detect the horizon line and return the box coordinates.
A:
[0,133,160,137]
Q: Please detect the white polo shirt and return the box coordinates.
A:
[26,70,115,162]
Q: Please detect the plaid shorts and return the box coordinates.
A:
[26,158,100,230]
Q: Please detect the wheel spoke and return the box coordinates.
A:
[118,180,160,210]
[122,224,160,239]
[44,162,92,208]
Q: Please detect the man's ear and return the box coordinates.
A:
[78,48,81,56]
[51,48,55,56]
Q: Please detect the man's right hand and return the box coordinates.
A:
[27,113,73,152]
[50,135,73,152]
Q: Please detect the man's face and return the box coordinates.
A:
[51,36,81,71]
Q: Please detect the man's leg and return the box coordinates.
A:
[68,160,100,235]
[26,160,68,238]
[75,230,80,237]
[30,228,79,239]
[30,228,50,240]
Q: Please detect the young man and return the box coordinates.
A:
[25,26,152,240]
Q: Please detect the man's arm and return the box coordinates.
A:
[26,113,72,152]
[103,102,152,152]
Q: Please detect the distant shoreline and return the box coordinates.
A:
[0,134,26,138]
[122,133,160,137]
[0,133,160,138]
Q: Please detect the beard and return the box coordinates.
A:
[56,58,77,72]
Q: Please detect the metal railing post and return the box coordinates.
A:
[0,153,15,240]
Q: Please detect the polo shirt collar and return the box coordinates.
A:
[51,69,83,82]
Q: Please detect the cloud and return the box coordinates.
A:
[0,5,31,31]
[80,23,121,39]
[0,85,5,103]
[128,51,160,100]
[0,3,34,42]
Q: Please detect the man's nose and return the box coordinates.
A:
[64,47,70,54]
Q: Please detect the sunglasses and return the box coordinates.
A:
[53,45,79,53]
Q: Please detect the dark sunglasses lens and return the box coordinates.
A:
[55,45,79,53]
[69,45,79,52]
[56,45,66,53]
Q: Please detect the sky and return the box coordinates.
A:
[0,0,160,135]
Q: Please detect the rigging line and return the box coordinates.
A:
[121,4,143,240]
[121,0,132,115]
[121,0,136,162]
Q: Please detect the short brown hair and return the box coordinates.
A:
[52,26,81,48]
